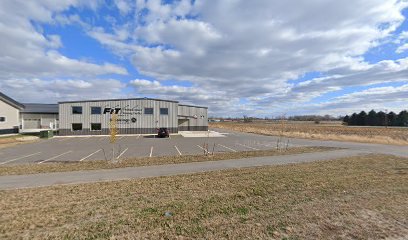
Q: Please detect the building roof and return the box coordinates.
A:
[0,92,25,110]
[21,103,58,114]
[178,104,208,109]
[58,97,179,104]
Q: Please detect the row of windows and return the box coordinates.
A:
[72,123,101,131]
[71,107,169,115]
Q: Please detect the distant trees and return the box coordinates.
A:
[287,115,339,121]
[343,110,408,127]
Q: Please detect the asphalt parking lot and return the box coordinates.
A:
[2,128,407,166]
[0,130,300,165]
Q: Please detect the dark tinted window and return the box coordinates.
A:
[72,106,82,114]
[72,123,82,131]
[160,108,168,115]
[0,117,5,122]
[91,107,101,114]
[91,123,101,131]
[144,108,153,114]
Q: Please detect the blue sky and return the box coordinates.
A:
[1,0,408,117]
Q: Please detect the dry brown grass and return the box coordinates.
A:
[0,135,38,149]
[211,122,408,145]
[0,147,330,176]
[0,154,407,239]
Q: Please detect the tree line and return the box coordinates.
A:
[343,110,408,126]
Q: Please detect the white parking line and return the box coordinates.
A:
[80,149,102,161]
[116,148,129,159]
[174,145,182,155]
[197,145,208,154]
[149,146,153,157]
[236,143,260,150]
[58,138,69,142]
[118,136,125,140]
[0,152,41,165]
[38,151,72,164]
[218,144,237,152]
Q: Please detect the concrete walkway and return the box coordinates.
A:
[0,149,367,190]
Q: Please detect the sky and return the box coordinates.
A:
[0,0,408,118]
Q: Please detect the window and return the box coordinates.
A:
[91,123,102,131]
[72,123,82,131]
[0,117,5,122]
[144,108,154,114]
[160,108,168,115]
[91,107,101,114]
[72,106,83,114]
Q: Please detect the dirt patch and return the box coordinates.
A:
[0,135,39,149]
[0,154,407,239]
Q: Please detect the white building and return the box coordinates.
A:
[0,92,59,134]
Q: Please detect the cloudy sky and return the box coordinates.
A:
[1,0,408,117]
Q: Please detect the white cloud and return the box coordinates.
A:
[0,0,127,80]
[309,84,408,115]
[396,43,408,53]
[1,78,126,103]
[89,0,408,116]
[2,0,408,116]
[114,0,133,15]
[129,79,243,115]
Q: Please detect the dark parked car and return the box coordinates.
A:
[157,128,169,138]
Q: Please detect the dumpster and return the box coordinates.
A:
[40,130,54,139]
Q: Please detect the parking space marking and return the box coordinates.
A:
[197,144,208,154]
[174,145,182,155]
[58,138,69,142]
[38,151,72,164]
[218,144,237,152]
[79,137,91,142]
[118,136,125,140]
[80,149,102,161]
[0,152,42,165]
[116,148,128,159]
[236,143,260,151]
[149,146,153,157]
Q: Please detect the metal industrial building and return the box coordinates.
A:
[58,98,208,136]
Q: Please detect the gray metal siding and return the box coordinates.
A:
[59,99,178,135]
[177,105,208,131]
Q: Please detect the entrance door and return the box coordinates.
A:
[178,119,189,131]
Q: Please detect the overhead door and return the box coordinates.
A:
[24,119,41,129]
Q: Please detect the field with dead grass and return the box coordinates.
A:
[1,154,407,239]
[0,146,329,176]
[211,122,408,145]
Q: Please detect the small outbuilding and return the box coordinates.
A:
[0,92,59,134]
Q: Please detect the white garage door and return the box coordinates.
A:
[24,119,41,129]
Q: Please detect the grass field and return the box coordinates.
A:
[211,122,408,145]
[1,154,407,239]
[0,146,330,176]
